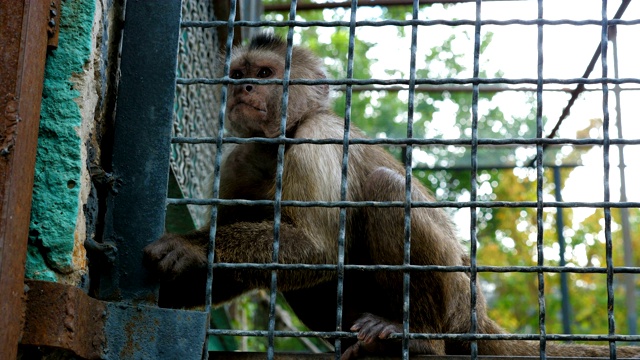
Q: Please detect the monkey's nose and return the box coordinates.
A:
[245,85,253,92]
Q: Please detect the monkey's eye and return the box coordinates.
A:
[230,70,244,79]
[256,67,273,78]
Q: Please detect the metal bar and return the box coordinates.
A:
[334,0,358,356]
[177,76,640,86]
[0,1,49,359]
[401,0,419,357]
[199,263,640,274]
[544,0,631,141]
[179,73,640,86]
[204,0,237,358]
[209,353,629,360]
[170,136,640,146]
[526,0,632,168]
[167,198,640,210]
[98,0,182,302]
[180,18,640,29]
[611,25,637,339]
[331,85,640,93]
[265,3,298,359]
[21,280,208,360]
[332,84,636,93]
[599,1,617,357]
[469,0,481,356]
[264,0,532,12]
[208,327,640,341]
[552,167,572,335]
[534,0,546,357]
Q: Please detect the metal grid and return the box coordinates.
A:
[170,1,640,359]
[172,0,221,228]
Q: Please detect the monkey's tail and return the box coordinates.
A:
[476,319,640,358]
[547,342,640,359]
[468,319,640,359]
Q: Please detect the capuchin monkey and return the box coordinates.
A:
[144,33,640,359]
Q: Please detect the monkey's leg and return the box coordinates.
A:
[144,221,336,305]
[213,221,336,293]
[340,167,454,357]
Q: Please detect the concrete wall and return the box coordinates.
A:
[27,0,121,286]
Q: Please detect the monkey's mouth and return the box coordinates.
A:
[233,101,266,114]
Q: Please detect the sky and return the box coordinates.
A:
[322,0,640,238]
[349,0,640,202]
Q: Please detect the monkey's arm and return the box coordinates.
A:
[144,221,335,305]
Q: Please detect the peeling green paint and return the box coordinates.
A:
[27,0,96,281]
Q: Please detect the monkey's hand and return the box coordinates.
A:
[143,231,208,281]
[341,313,402,359]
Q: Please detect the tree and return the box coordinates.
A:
[220,1,639,351]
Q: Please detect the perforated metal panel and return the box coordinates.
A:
[172,0,221,228]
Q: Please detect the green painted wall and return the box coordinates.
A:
[27,0,96,281]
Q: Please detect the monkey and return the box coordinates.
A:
[144,33,640,359]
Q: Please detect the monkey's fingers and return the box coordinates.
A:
[143,234,207,281]
[350,312,378,331]
[142,241,175,272]
[359,322,387,343]
[143,233,182,261]
[155,245,207,281]
[340,342,363,360]
[378,324,399,339]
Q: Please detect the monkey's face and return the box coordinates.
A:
[226,57,284,138]
[225,44,329,138]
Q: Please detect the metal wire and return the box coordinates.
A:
[534,0,547,357]
[202,1,236,359]
[468,0,482,358]
[400,1,420,357]
[202,262,640,275]
[333,0,358,358]
[177,76,640,86]
[600,1,617,358]
[168,198,640,209]
[175,1,640,358]
[181,18,640,28]
[543,0,632,143]
[264,3,299,358]
[205,329,640,343]
[172,136,640,146]
[202,1,236,360]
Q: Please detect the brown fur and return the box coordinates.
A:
[144,33,640,359]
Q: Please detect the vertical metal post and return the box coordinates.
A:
[99,0,182,302]
[610,25,636,337]
[553,166,572,335]
[0,1,49,358]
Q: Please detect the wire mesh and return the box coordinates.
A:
[167,1,640,359]
[172,0,221,228]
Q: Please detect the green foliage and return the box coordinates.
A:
[223,2,639,350]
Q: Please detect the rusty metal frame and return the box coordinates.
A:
[0,1,50,359]
[21,279,208,359]
[1,1,209,359]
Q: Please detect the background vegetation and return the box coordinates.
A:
[221,2,640,351]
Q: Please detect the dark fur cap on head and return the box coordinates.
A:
[248,32,287,51]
